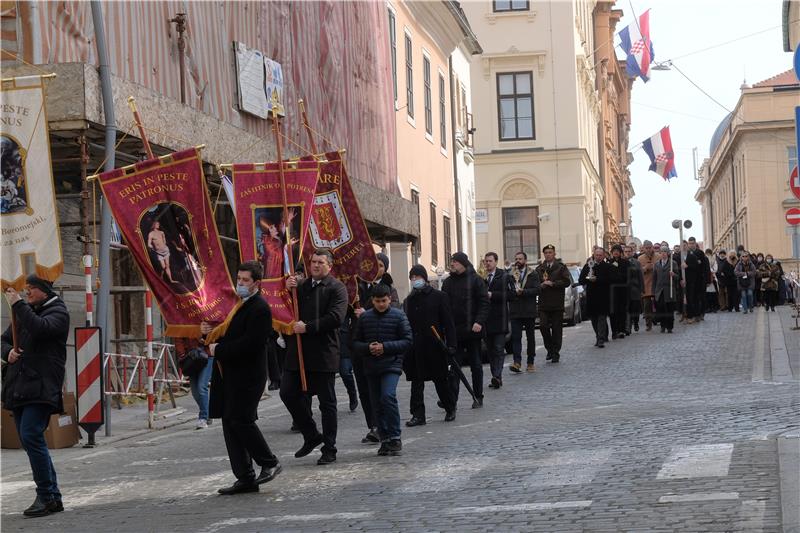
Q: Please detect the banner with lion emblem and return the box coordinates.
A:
[303,152,380,304]
[0,75,63,289]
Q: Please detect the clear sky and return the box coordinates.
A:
[622,0,795,246]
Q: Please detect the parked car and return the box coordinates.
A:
[567,265,587,324]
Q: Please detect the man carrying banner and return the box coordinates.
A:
[205,261,281,495]
[2,276,69,516]
[281,249,348,465]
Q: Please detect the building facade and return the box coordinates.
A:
[593,1,635,246]
[463,0,604,266]
[385,1,481,294]
[695,70,799,270]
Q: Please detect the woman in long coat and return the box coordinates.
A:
[652,248,680,333]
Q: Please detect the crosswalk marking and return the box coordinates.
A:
[658,492,739,503]
[396,456,493,493]
[656,443,734,479]
[448,500,593,514]
[521,449,612,487]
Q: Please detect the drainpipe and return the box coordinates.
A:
[448,55,463,253]
[91,0,116,436]
[169,13,187,104]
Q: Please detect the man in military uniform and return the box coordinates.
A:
[534,245,572,363]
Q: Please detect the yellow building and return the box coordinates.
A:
[463,0,604,265]
[695,70,799,270]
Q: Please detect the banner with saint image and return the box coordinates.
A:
[231,159,319,333]
[96,147,237,336]
[1,75,63,289]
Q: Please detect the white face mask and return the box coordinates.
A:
[236,285,253,298]
[411,279,425,290]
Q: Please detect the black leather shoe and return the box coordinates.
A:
[551,355,560,363]
[386,439,403,456]
[361,429,380,444]
[349,397,359,412]
[597,342,605,349]
[545,352,553,361]
[217,480,259,495]
[52,500,64,513]
[405,416,426,427]
[317,452,336,465]
[471,397,483,409]
[267,381,280,391]
[23,497,59,517]
[436,401,445,409]
[377,443,389,456]
[489,377,499,389]
[294,434,324,458]
[256,463,282,485]
[444,410,456,422]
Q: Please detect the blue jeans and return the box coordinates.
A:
[740,288,754,312]
[190,356,214,420]
[13,404,61,502]
[366,372,401,442]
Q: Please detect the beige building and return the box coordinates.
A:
[593,1,635,247]
[385,1,481,293]
[463,0,604,266]
[695,70,799,270]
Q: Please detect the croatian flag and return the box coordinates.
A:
[619,10,654,82]
[642,126,676,181]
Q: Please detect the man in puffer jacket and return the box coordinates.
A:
[352,284,412,456]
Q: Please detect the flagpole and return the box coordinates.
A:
[273,95,308,392]
[126,96,156,428]
[298,99,319,155]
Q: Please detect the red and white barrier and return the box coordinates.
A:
[83,254,93,327]
[145,289,155,428]
[75,326,103,446]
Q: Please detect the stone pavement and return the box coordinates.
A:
[1,305,798,532]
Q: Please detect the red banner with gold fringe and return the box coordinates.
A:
[96,148,237,337]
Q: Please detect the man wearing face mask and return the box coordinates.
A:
[205,261,281,495]
[403,265,458,425]
[2,276,69,517]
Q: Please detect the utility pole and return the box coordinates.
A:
[169,13,187,105]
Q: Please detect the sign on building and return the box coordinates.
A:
[233,42,284,119]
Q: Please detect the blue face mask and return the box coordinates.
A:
[412,279,425,290]
[236,285,252,298]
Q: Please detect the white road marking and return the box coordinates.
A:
[201,512,374,533]
[448,500,593,514]
[396,456,493,493]
[656,443,734,479]
[521,449,613,487]
[738,499,767,530]
[126,455,229,467]
[658,492,740,503]
[0,480,34,496]
[753,310,766,381]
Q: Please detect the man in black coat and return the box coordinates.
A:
[2,275,69,517]
[534,244,572,363]
[607,244,629,339]
[483,252,513,389]
[441,252,489,408]
[579,247,610,348]
[508,251,541,373]
[682,237,704,323]
[206,261,281,495]
[281,249,348,465]
[404,265,457,425]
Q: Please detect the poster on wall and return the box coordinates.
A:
[233,42,284,119]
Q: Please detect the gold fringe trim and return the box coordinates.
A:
[204,301,244,344]
[165,324,202,338]
[1,262,64,291]
[272,321,295,336]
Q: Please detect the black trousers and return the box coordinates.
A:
[656,294,675,331]
[764,290,778,310]
[351,355,375,429]
[538,310,563,357]
[410,378,454,418]
[266,339,282,385]
[222,418,278,482]
[280,370,338,454]
[590,314,608,343]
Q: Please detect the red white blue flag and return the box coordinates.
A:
[642,126,676,181]
[619,10,654,82]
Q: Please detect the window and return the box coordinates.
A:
[443,215,452,262]
[494,0,529,12]
[389,11,397,102]
[430,202,438,266]
[789,145,798,174]
[405,35,414,119]
[411,189,420,263]
[439,74,446,149]
[497,72,534,141]
[502,207,539,262]
[423,56,432,135]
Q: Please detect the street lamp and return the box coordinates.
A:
[618,221,629,240]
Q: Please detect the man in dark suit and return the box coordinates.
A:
[508,251,540,373]
[206,261,281,495]
[483,252,512,389]
[281,249,348,465]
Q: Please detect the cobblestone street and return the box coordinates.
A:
[2,307,798,532]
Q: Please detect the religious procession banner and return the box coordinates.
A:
[96,147,237,337]
[303,152,381,304]
[0,75,63,289]
[231,159,319,334]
